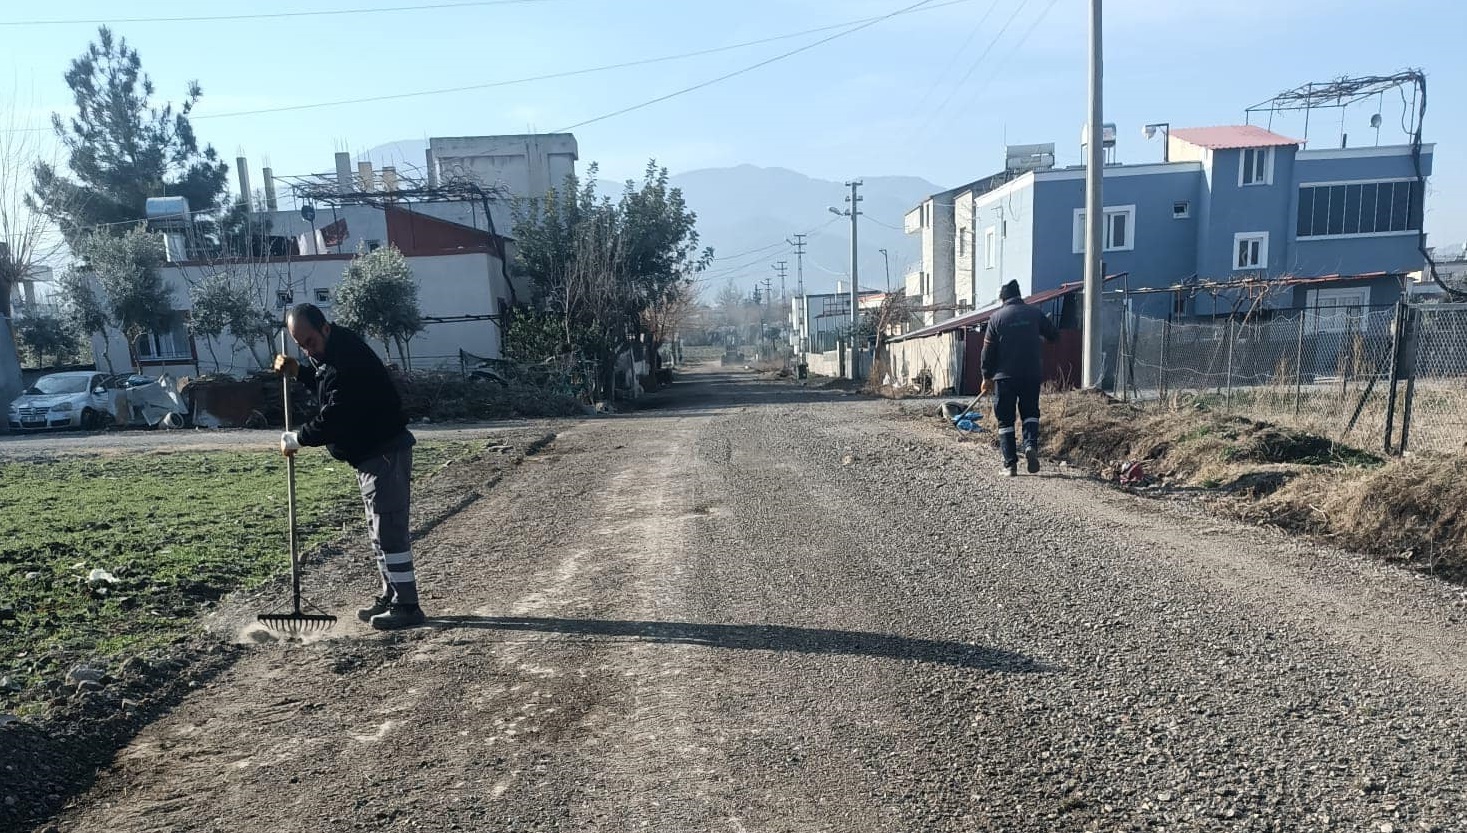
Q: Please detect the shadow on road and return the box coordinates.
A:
[429,615,1051,673]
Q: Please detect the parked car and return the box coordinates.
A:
[7,371,115,431]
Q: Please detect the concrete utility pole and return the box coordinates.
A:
[772,261,788,302]
[787,234,807,297]
[787,234,808,353]
[827,181,856,381]
[1081,0,1105,389]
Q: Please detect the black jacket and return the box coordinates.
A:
[295,325,412,466]
[980,298,1060,382]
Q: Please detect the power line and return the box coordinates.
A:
[556,0,943,133]
[908,0,1031,145]
[704,217,840,274]
[863,214,906,231]
[900,0,1003,128]
[6,0,979,132]
[960,0,1061,108]
[0,0,560,27]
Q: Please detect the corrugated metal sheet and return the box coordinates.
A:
[887,274,1127,344]
[1170,125,1302,150]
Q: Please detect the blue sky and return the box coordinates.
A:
[5,0,1466,239]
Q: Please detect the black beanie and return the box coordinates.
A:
[999,280,1022,301]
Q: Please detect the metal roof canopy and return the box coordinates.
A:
[1168,125,1301,150]
[886,273,1129,344]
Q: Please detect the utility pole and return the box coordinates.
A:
[786,234,807,354]
[1081,0,1105,390]
[786,234,807,296]
[878,248,891,293]
[830,181,863,380]
[772,261,788,302]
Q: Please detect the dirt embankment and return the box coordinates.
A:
[1035,392,1467,577]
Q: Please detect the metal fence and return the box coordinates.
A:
[1118,302,1467,456]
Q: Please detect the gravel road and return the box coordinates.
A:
[32,367,1467,832]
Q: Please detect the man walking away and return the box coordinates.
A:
[980,280,1060,477]
[273,303,425,630]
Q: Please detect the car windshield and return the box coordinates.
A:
[28,376,90,395]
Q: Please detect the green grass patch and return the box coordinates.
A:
[0,441,478,694]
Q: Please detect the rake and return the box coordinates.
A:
[257,334,337,635]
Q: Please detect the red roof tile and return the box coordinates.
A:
[1169,125,1302,150]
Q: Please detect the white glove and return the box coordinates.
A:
[280,431,301,456]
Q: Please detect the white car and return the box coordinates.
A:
[7,371,115,431]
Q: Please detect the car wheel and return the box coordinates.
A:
[80,408,98,431]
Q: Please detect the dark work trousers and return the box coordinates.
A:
[993,377,1042,465]
[355,444,417,605]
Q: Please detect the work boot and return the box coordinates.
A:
[370,603,426,631]
[1025,445,1041,474]
[1003,461,1018,478]
[356,594,392,623]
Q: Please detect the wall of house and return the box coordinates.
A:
[974,178,1036,307]
[954,191,976,312]
[1029,166,1201,317]
[429,134,578,201]
[1287,146,1433,278]
[91,251,508,379]
[929,196,957,323]
[1196,146,1298,279]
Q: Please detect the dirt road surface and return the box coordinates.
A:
[35,367,1467,832]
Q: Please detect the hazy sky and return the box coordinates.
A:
[4,0,1466,240]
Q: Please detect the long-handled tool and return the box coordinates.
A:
[941,391,989,436]
[258,333,337,635]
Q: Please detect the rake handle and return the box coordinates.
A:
[282,332,301,615]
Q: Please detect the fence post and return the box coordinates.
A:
[1399,305,1419,454]
[1160,318,1170,402]
[1225,316,1235,411]
[1294,311,1305,415]
[1383,300,1406,454]
[1119,309,1130,402]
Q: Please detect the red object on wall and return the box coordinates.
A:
[384,206,506,258]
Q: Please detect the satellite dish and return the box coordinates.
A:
[300,204,316,223]
[1370,113,1383,128]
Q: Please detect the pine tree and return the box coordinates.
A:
[29,27,229,249]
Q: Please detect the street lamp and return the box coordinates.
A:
[1143,122,1171,162]
[878,248,891,292]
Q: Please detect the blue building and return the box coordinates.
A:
[939,125,1433,320]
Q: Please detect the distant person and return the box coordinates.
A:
[980,280,1059,477]
[273,303,425,630]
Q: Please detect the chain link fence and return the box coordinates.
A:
[1118,303,1467,456]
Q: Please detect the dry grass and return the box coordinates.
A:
[1038,391,1467,574]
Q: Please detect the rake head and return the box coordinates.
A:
[257,611,338,635]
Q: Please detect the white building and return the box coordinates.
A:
[904,144,1054,326]
[89,134,579,377]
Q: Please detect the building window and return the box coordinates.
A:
[1306,287,1371,334]
[314,287,332,304]
[134,312,194,362]
[275,289,294,309]
[984,227,997,269]
[1296,180,1423,238]
[1072,205,1136,253]
[1172,201,1190,219]
[366,239,383,252]
[958,228,967,256]
[1234,232,1268,270]
[1240,148,1273,186]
